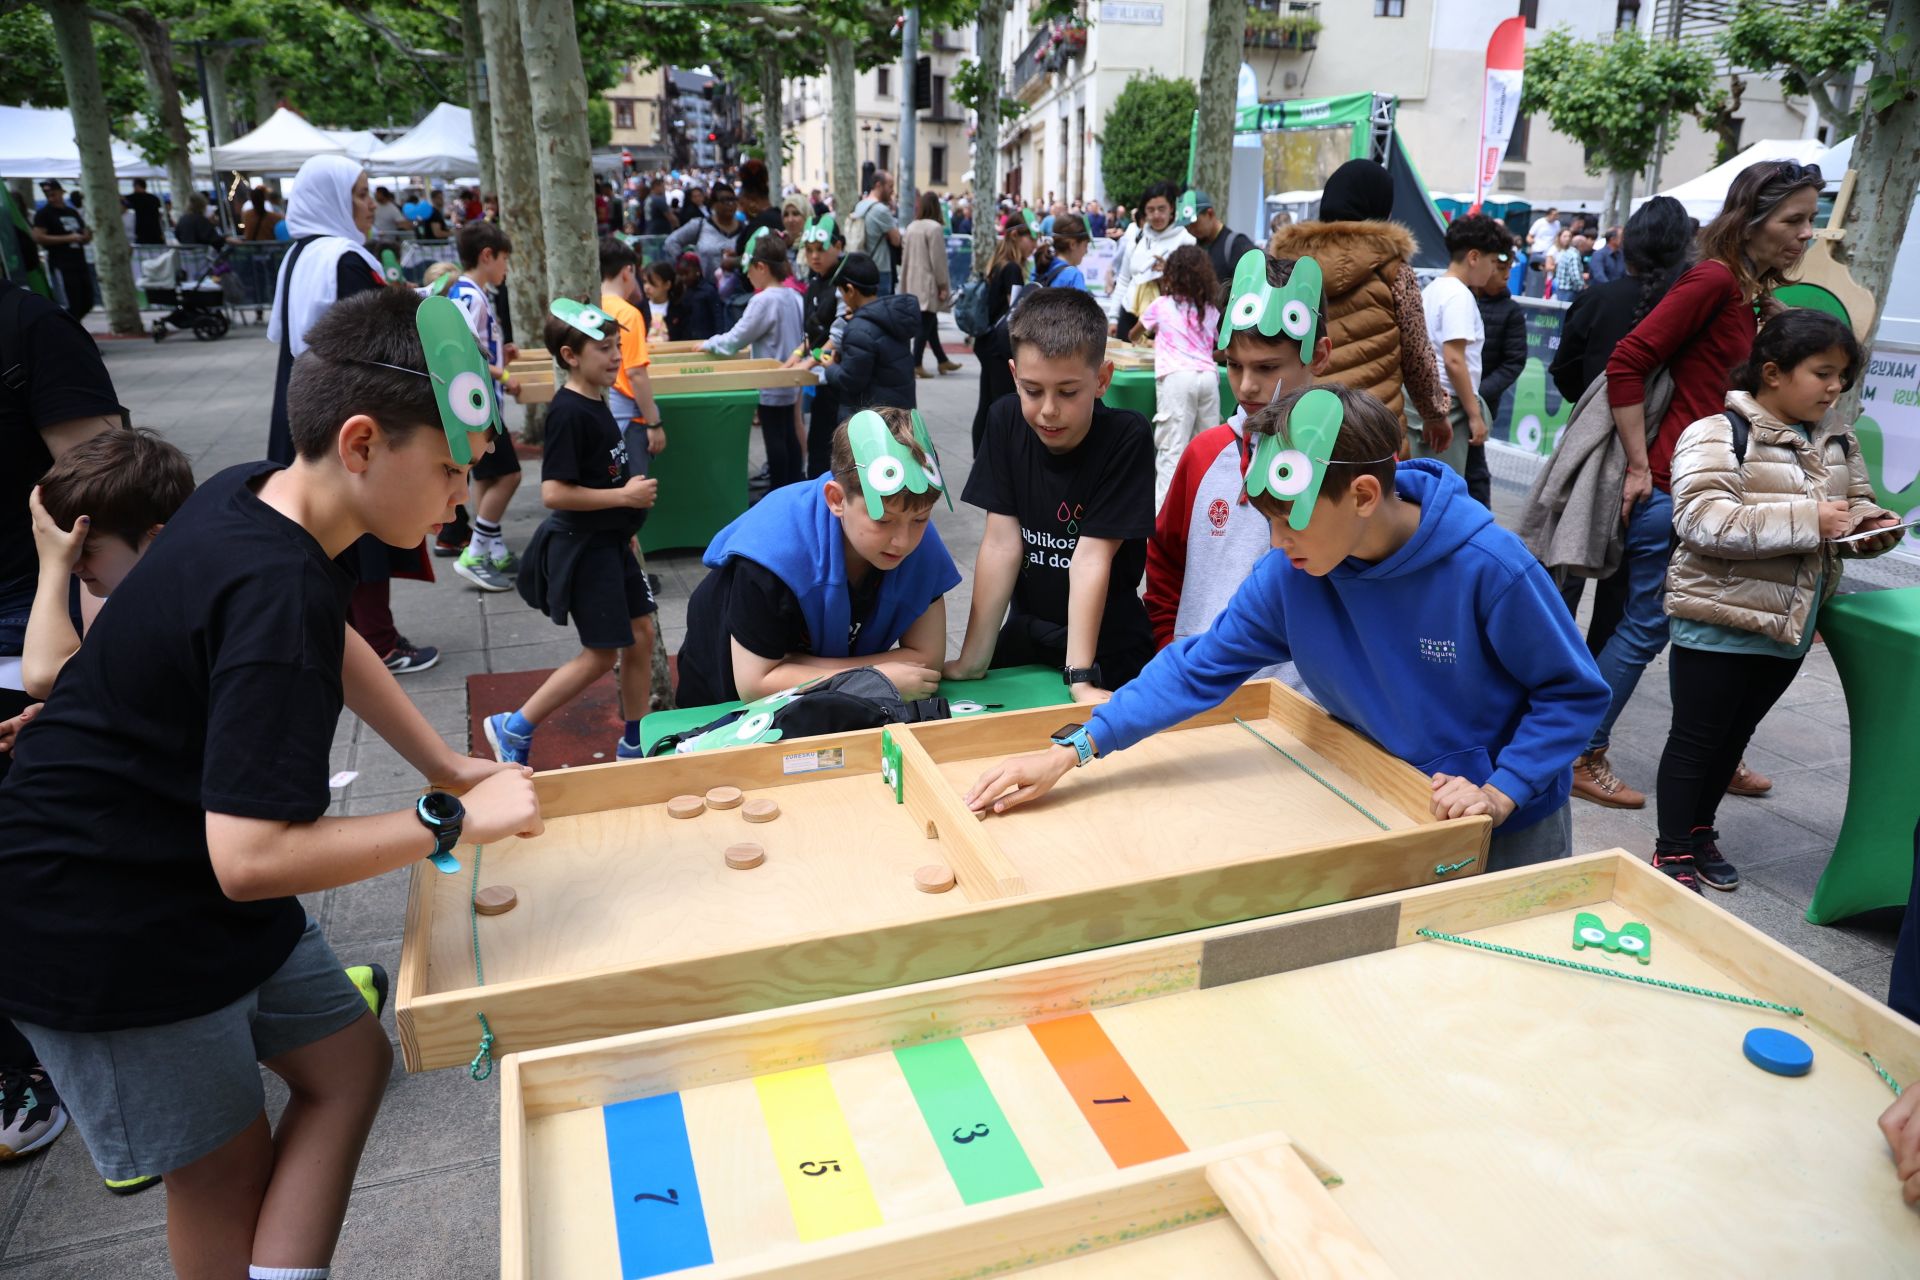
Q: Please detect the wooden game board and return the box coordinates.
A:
[506,356,814,404]
[396,680,1489,1070]
[498,851,1920,1279]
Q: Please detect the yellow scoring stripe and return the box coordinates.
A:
[753,1066,884,1242]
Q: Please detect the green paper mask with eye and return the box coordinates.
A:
[1021,209,1038,236]
[801,213,836,246]
[1217,251,1322,357]
[423,271,453,297]
[548,297,619,341]
[379,248,403,285]
[415,295,497,465]
[1176,189,1199,227]
[743,225,774,262]
[1245,387,1344,532]
[846,410,949,520]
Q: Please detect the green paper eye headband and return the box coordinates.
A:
[846,409,950,520]
[1176,189,1199,227]
[744,225,774,261]
[548,297,619,341]
[1245,387,1345,532]
[379,248,403,285]
[1021,209,1038,235]
[415,295,498,465]
[801,213,836,245]
[1218,251,1322,357]
[423,272,452,297]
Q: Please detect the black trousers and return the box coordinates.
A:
[1655,644,1803,846]
[913,310,949,368]
[52,261,94,322]
[1464,442,1491,507]
[1559,566,1630,657]
[806,385,840,479]
[760,399,805,489]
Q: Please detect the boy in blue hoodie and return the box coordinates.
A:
[964,383,1609,871]
[674,406,960,707]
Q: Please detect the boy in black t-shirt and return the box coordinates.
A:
[490,299,660,763]
[946,288,1157,702]
[0,287,542,1276]
[675,406,959,709]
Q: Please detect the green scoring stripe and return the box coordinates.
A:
[894,1039,1043,1205]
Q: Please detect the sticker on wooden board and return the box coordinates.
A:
[894,1039,1042,1204]
[602,1092,714,1276]
[1027,1013,1187,1167]
[753,1066,884,1241]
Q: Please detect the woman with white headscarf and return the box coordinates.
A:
[266,154,442,673]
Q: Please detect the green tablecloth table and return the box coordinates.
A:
[1807,586,1920,924]
[639,663,1073,754]
[1102,366,1234,422]
[637,389,760,555]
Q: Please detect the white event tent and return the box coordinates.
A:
[1634,138,1832,221]
[366,103,478,178]
[0,105,170,179]
[210,107,354,176]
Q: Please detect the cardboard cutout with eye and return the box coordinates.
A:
[1571,911,1653,964]
[549,297,620,342]
[743,225,774,262]
[379,248,404,285]
[801,213,836,246]
[415,295,497,465]
[1176,189,1199,227]
[423,271,453,297]
[1218,251,1321,356]
[846,410,947,519]
[1245,387,1344,532]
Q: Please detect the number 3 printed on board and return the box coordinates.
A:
[950,1123,991,1144]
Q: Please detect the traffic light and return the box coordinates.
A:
[914,55,932,112]
[707,132,717,142]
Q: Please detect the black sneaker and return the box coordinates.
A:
[1690,827,1740,892]
[383,638,441,675]
[1651,848,1702,894]
[0,1066,67,1160]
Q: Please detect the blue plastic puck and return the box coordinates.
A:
[1743,1027,1813,1077]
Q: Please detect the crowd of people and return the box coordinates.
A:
[3,134,1919,1280]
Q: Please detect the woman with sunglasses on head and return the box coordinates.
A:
[1567,159,1824,824]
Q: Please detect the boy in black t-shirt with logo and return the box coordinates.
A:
[945,288,1157,703]
[0,287,542,1276]
[489,299,661,763]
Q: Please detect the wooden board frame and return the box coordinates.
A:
[497,851,1920,1278]
[397,681,1489,1071]
[504,355,812,402]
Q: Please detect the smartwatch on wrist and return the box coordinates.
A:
[416,791,466,874]
[1062,663,1102,688]
[1050,722,1096,768]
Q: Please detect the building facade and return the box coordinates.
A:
[991,0,1824,212]
[785,26,976,201]
[602,65,672,169]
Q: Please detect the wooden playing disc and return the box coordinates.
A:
[742,798,781,824]
[914,864,956,894]
[667,794,706,819]
[474,885,518,915]
[724,842,766,870]
[705,786,745,810]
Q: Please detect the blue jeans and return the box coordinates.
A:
[1588,488,1673,751]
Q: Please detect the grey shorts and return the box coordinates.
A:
[16,918,368,1181]
[1486,801,1574,874]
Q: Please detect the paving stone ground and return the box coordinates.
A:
[0,316,1899,1275]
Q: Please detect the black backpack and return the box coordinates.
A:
[1724,407,1850,465]
[649,667,951,756]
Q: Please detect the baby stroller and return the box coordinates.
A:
[141,248,232,341]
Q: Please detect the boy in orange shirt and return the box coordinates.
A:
[599,237,666,466]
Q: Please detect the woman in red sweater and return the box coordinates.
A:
[1571,160,1822,815]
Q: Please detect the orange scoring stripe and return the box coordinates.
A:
[1027,1013,1188,1167]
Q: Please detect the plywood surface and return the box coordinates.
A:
[938,717,1418,899]
[518,890,1920,1278]
[425,773,964,994]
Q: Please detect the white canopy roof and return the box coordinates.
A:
[1636,138,1832,220]
[323,129,384,162]
[366,103,476,177]
[0,105,169,180]
[210,107,350,175]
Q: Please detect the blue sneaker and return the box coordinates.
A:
[484,713,532,765]
[615,734,647,760]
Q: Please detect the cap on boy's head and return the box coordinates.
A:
[836,252,881,295]
[456,220,511,269]
[1219,251,1323,359]
[39,179,62,194]
[830,407,945,517]
[1007,286,1108,370]
[1176,189,1213,226]
[39,428,193,550]
[599,234,639,281]
[1242,383,1400,527]
[286,287,443,463]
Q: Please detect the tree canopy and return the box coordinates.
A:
[1100,74,1197,209]
[1519,27,1717,180]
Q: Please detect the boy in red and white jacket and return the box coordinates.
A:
[1145,252,1331,693]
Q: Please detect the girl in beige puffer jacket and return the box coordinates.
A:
[1652,310,1902,894]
